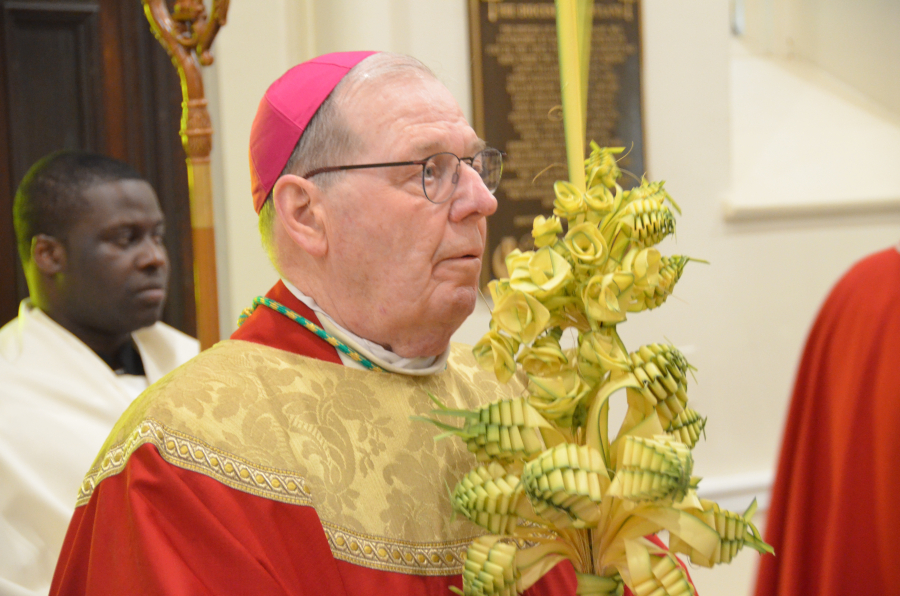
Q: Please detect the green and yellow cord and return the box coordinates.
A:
[238,296,385,372]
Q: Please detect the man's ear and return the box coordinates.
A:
[272,174,328,258]
[31,234,66,275]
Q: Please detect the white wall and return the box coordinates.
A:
[208,0,296,334]
[743,0,900,115]
[206,2,900,595]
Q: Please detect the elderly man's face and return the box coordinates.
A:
[317,75,497,357]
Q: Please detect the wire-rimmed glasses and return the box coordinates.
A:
[302,148,504,204]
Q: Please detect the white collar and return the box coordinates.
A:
[280,279,449,376]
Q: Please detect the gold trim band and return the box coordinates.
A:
[77,419,474,575]
[324,524,472,575]
[78,419,313,507]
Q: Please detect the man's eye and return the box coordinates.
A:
[423,161,439,180]
[112,233,133,247]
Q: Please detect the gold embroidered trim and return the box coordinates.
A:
[77,419,313,508]
[323,523,471,575]
[71,340,526,575]
[76,418,474,575]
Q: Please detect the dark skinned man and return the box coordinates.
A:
[0,151,198,596]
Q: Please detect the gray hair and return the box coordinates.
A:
[258,53,436,270]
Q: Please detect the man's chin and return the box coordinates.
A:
[445,286,478,317]
[438,291,479,338]
[129,304,166,331]
[388,291,478,358]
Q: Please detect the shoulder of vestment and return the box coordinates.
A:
[76,340,524,575]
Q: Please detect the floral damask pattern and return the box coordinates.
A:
[82,341,521,573]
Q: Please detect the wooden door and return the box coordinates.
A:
[0,0,195,335]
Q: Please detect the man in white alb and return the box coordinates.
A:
[0,151,198,596]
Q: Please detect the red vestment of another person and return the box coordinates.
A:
[50,282,688,596]
[754,247,900,596]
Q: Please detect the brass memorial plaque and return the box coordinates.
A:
[469,0,645,280]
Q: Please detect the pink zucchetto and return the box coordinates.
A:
[248,51,378,214]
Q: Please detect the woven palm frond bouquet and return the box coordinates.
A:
[419,2,772,594]
[421,140,773,596]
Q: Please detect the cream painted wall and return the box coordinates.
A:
[792,0,900,115]
[208,0,297,334]
[311,0,473,117]
[206,2,900,595]
[742,0,900,115]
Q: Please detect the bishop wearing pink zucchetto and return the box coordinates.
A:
[49,52,684,596]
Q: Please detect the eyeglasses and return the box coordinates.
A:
[302,148,504,204]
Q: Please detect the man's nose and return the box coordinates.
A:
[448,163,498,222]
[137,238,169,269]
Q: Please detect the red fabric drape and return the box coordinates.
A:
[755,248,900,596]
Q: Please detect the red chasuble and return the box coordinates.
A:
[754,248,900,596]
[51,281,685,596]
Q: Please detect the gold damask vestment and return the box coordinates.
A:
[78,340,525,575]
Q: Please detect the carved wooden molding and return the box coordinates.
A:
[142,0,228,160]
[142,0,230,348]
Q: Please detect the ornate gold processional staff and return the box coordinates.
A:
[142,0,230,350]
